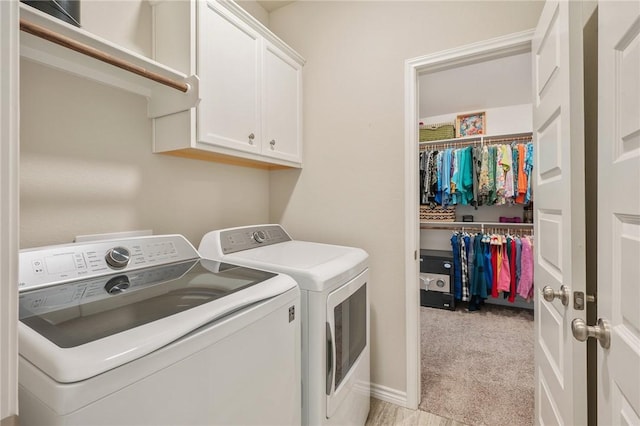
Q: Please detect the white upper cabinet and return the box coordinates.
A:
[152,0,305,169]
[263,41,302,163]
[197,3,261,154]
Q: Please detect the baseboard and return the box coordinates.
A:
[370,383,408,407]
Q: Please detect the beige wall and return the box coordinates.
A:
[20,0,270,248]
[268,1,544,395]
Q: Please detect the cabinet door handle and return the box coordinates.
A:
[269,139,276,150]
[248,133,255,145]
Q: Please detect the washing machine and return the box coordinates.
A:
[199,224,370,426]
[18,234,301,426]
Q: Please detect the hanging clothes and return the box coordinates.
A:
[518,236,535,300]
[419,140,534,207]
[450,230,534,305]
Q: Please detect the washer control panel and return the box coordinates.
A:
[220,225,292,254]
[19,235,199,291]
[19,260,195,315]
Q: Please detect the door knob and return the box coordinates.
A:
[542,285,570,306]
[571,318,611,349]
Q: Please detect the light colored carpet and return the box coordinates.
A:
[419,304,534,426]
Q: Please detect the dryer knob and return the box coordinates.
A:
[252,230,267,243]
[105,247,131,269]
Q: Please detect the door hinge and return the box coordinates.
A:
[414,250,418,260]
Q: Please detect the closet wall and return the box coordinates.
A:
[418,52,534,309]
[419,52,533,252]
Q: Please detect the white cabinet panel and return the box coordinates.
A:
[197,3,261,154]
[263,42,302,163]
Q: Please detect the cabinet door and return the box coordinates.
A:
[197,1,261,154]
[262,42,302,163]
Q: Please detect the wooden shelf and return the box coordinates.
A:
[421,221,533,226]
[420,221,533,230]
[19,3,199,118]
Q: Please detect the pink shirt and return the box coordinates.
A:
[518,237,534,299]
[497,242,511,292]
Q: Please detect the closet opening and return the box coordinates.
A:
[404,31,537,424]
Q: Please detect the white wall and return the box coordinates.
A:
[20,1,270,249]
[268,1,544,398]
[237,0,270,26]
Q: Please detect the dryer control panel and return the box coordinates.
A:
[218,225,292,254]
[19,235,199,291]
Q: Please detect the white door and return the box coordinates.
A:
[532,1,587,424]
[597,1,640,424]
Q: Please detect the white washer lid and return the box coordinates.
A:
[19,264,297,383]
[221,240,368,292]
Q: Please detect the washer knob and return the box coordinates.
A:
[104,275,130,294]
[105,247,130,269]
[252,230,267,243]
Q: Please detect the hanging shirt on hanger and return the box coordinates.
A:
[515,236,523,293]
[488,146,498,205]
[471,234,489,299]
[503,144,515,201]
[497,238,511,293]
[512,142,519,198]
[516,143,528,204]
[479,145,490,200]
[451,233,462,300]
[518,236,534,300]
[525,142,534,203]
[508,237,517,302]
[472,145,482,208]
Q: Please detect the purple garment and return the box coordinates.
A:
[518,236,534,299]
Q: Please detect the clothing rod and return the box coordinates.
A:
[420,223,534,233]
[418,132,532,146]
[20,19,190,93]
[484,136,533,144]
[419,136,533,150]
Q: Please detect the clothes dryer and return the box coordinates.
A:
[199,224,370,426]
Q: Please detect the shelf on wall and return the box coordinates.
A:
[420,221,534,230]
[418,131,533,146]
[19,3,199,118]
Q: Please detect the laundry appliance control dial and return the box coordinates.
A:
[252,230,267,243]
[105,247,131,269]
[104,275,130,294]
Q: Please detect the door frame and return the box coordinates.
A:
[0,0,19,420]
[403,29,535,409]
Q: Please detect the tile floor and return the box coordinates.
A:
[365,398,469,426]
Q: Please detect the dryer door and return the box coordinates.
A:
[326,269,370,419]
